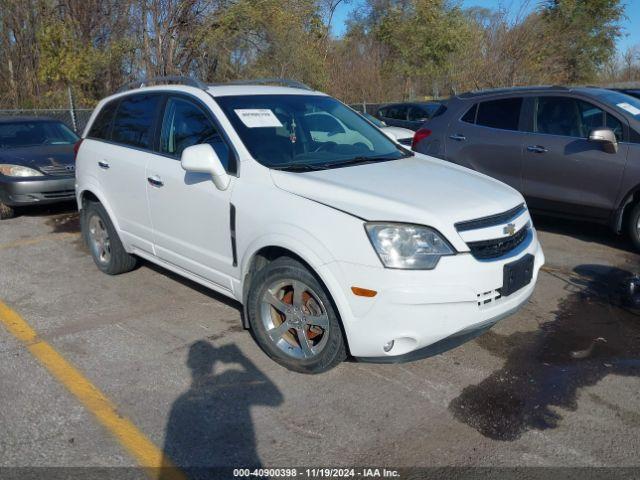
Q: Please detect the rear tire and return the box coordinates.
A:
[0,202,15,220]
[627,202,640,252]
[246,257,347,374]
[82,201,137,275]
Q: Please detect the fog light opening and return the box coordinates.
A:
[383,340,394,353]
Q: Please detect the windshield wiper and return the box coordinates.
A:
[319,155,402,169]
[271,163,323,172]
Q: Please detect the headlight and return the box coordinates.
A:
[365,222,455,269]
[0,164,44,177]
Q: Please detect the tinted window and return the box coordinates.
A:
[407,106,429,122]
[160,97,229,168]
[88,100,118,140]
[112,94,161,149]
[476,98,522,130]
[0,121,78,149]
[536,96,623,140]
[387,105,408,120]
[460,104,477,124]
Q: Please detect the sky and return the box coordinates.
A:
[330,0,640,53]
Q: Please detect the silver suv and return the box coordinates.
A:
[413,86,640,249]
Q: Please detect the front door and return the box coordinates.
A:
[521,95,629,219]
[146,95,236,290]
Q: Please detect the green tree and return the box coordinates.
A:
[541,0,624,83]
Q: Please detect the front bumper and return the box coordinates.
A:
[319,228,544,360]
[0,176,76,206]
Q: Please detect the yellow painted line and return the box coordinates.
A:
[0,299,186,480]
[0,232,79,251]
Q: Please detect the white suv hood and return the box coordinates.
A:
[270,154,524,249]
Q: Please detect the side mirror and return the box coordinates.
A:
[588,128,618,154]
[181,144,230,191]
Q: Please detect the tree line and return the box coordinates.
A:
[0,0,637,108]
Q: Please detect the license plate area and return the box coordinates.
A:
[501,254,534,297]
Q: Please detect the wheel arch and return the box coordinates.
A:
[614,185,640,233]
[239,241,351,355]
[77,187,122,233]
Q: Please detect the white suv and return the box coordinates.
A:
[75,77,544,373]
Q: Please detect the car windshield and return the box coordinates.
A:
[215,94,411,171]
[0,121,78,149]
[591,90,640,119]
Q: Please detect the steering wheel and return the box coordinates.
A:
[313,141,337,153]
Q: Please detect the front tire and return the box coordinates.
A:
[0,202,15,220]
[627,202,640,251]
[81,201,137,275]
[246,257,347,374]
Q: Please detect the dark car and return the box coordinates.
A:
[412,86,640,249]
[0,117,79,219]
[612,88,640,100]
[376,101,442,131]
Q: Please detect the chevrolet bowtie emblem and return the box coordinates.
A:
[503,223,516,236]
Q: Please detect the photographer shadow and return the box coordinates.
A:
[160,341,283,479]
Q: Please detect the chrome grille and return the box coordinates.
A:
[467,226,529,260]
[39,164,75,176]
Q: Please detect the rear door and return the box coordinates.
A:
[146,94,236,290]
[444,97,525,190]
[92,93,162,253]
[521,95,629,219]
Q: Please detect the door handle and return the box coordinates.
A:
[147,175,164,187]
[527,145,548,153]
[98,160,110,169]
[448,134,466,141]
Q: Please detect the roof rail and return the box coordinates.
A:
[457,85,570,98]
[216,78,313,90]
[116,76,208,93]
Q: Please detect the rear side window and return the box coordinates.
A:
[476,98,523,131]
[88,100,118,140]
[111,94,161,149]
[387,105,408,120]
[460,104,477,123]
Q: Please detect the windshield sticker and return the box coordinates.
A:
[234,109,283,128]
[617,102,640,116]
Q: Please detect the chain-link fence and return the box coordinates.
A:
[0,108,93,134]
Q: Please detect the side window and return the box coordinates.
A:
[88,100,118,140]
[387,105,408,120]
[536,96,624,140]
[606,113,624,141]
[536,97,580,137]
[160,97,229,169]
[377,108,388,118]
[476,98,523,131]
[111,94,161,149]
[407,106,429,122]
[460,104,477,124]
